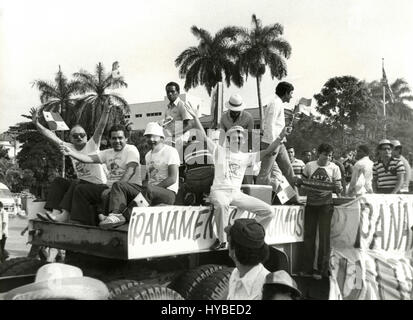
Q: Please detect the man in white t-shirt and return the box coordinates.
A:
[347,145,374,197]
[0,201,9,262]
[33,104,109,222]
[95,122,180,228]
[186,103,289,250]
[62,125,141,227]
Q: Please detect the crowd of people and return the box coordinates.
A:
[4,79,409,300]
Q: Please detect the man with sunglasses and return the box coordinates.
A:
[373,139,405,194]
[33,103,110,222]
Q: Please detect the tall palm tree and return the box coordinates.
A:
[175,26,243,95]
[235,14,292,126]
[369,78,413,121]
[32,66,81,124]
[73,62,129,136]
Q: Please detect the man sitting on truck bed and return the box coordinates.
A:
[61,125,141,226]
[93,122,180,228]
[185,100,290,250]
[33,103,110,223]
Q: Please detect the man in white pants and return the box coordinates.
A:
[185,100,289,250]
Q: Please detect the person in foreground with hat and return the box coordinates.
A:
[61,125,142,228]
[372,139,405,194]
[262,270,302,300]
[391,140,411,194]
[1,263,109,300]
[184,102,290,250]
[225,219,270,300]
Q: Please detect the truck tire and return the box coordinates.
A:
[189,268,233,300]
[113,284,184,300]
[168,264,224,299]
[106,279,143,299]
[0,258,46,277]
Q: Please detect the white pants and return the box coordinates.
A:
[210,189,275,242]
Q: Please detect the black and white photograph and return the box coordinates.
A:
[0,0,413,305]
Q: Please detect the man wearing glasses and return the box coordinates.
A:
[373,139,405,194]
[33,103,110,222]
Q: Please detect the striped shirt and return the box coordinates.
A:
[373,158,405,193]
[291,158,305,177]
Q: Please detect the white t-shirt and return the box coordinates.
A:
[211,145,257,191]
[68,139,107,185]
[145,144,180,193]
[98,144,141,187]
[0,208,8,238]
[227,263,270,300]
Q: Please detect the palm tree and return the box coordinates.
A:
[32,66,81,125]
[175,26,243,95]
[235,14,292,126]
[73,62,129,136]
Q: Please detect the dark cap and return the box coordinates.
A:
[224,219,266,249]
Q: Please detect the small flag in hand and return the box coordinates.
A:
[297,97,313,116]
[42,111,69,131]
[132,192,149,207]
[277,176,296,204]
[112,61,121,79]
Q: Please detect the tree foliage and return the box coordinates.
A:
[175,25,243,95]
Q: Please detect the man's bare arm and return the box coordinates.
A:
[61,144,101,163]
[120,162,140,183]
[156,164,178,189]
[92,101,111,145]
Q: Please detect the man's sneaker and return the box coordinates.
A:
[209,239,227,251]
[45,211,69,223]
[99,213,126,229]
[98,214,106,222]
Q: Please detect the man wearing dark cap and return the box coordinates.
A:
[225,219,270,300]
[262,270,302,300]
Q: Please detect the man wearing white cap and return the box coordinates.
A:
[391,140,411,194]
[372,139,405,194]
[184,103,289,250]
[220,94,255,184]
[61,125,141,227]
[220,94,254,132]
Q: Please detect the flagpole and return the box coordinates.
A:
[382,58,387,139]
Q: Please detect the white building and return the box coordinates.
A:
[126,94,204,131]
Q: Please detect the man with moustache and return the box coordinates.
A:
[61,124,141,228]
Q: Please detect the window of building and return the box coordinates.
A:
[146,112,162,117]
[135,114,142,118]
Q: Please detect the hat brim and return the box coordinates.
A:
[225,101,245,111]
[263,283,302,298]
[3,277,109,300]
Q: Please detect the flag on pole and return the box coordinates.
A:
[298,97,313,116]
[382,64,394,103]
[112,61,121,79]
[42,111,69,131]
[276,176,296,204]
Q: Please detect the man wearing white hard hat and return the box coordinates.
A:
[372,139,405,194]
[143,122,180,205]
[391,140,411,194]
[1,263,109,300]
[61,125,141,228]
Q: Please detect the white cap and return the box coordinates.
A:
[144,122,165,138]
[390,140,401,147]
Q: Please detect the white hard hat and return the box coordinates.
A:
[378,139,393,147]
[144,122,165,138]
[390,140,401,147]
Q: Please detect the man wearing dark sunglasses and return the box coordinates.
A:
[373,139,405,194]
[33,102,110,222]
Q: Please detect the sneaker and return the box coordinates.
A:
[99,213,126,229]
[45,211,69,223]
[209,239,227,251]
[98,214,107,222]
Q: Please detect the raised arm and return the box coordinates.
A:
[258,127,289,160]
[184,102,216,154]
[32,108,67,147]
[92,100,112,145]
[60,144,101,164]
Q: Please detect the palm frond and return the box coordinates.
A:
[191,25,213,44]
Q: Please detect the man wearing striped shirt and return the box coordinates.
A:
[287,146,305,178]
[373,139,405,194]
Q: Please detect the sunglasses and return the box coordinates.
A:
[71,133,86,139]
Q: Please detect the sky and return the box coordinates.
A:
[1,0,413,132]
